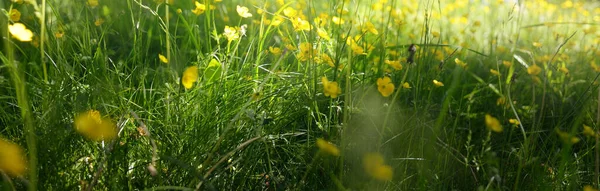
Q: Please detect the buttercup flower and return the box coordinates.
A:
[583,125,597,137]
[485,114,503,133]
[402,82,411,89]
[88,0,99,7]
[223,26,240,42]
[236,5,252,18]
[9,9,21,22]
[322,77,341,98]
[377,77,395,97]
[0,139,27,177]
[269,46,282,55]
[455,58,467,68]
[527,64,542,75]
[433,80,444,87]
[8,23,33,42]
[363,152,393,181]
[74,110,117,142]
[182,66,199,89]
[385,60,402,70]
[316,138,340,156]
[192,1,206,15]
[159,54,168,64]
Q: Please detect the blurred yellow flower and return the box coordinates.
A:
[12,0,24,4]
[158,54,168,64]
[270,16,284,26]
[433,80,444,87]
[584,185,599,191]
[363,152,393,181]
[454,58,467,68]
[559,66,569,74]
[556,128,580,144]
[385,60,402,70]
[490,69,500,76]
[182,66,199,89]
[8,23,33,42]
[223,26,240,42]
[192,1,206,15]
[322,76,341,98]
[283,7,298,17]
[332,16,345,24]
[496,96,506,106]
[54,31,65,38]
[509,119,520,126]
[0,139,27,177]
[485,114,503,133]
[317,28,330,41]
[236,5,252,18]
[94,18,105,26]
[316,138,340,156]
[583,125,597,138]
[377,76,395,97]
[9,9,21,22]
[362,21,379,35]
[502,60,513,68]
[88,0,99,7]
[533,42,542,48]
[527,64,542,75]
[402,82,411,89]
[269,46,282,55]
[74,110,117,142]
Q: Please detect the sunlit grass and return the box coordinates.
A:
[1,0,600,190]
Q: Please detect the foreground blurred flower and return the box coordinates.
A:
[236,5,252,18]
[223,26,240,42]
[433,80,444,87]
[182,66,199,89]
[0,139,27,177]
[8,23,33,42]
[485,114,503,133]
[377,77,395,97]
[527,64,542,75]
[74,110,117,142]
[9,9,21,22]
[316,138,340,156]
[321,76,341,98]
[363,152,393,181]
[192,1,206,15]
[584,185,599,191]
[158,54,168,64]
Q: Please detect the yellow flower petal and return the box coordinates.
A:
[8,23,33,42]
[74,110,117,142]
[527,64,542,75]
[182,66,199,89]
[159,54,168,64]
[485,114,503,133]
[433,80,444,87]
[316,138,340,156]
[377,77,395,97]
[236,5,252,18]
[0,139,27,177]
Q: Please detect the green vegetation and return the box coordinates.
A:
[2,0,600,190]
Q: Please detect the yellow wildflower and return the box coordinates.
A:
[362,21,379,35]
[269,46,282,55]
[12,0,24,4]
[54,31,65,38]
[8,23,33,42]
[490,69,500,76]
[292,17,311,31]
[316,138,340,156]
[377,77,395,97]
[236,5,252,18]
[454,58,467,68]
[192,1,206,15]
[485,114,503,133]
[584,185,599,191]
[332,16,345,24]
[87,0,99,7]
[363,153,393,181]
[556,128,580,144]
[182,66,199,89]
[509,119,520,126]
[583,125,597,137]
[322,77,341,98]
[317,28,330,41]
[283,7,297,17]
[533,42,542,48]
[496,96,506,106]
[9,9,21,22]
[223,26,240,42]
[527,64,542,75]
[433,80,444,87]
[0,139,27,177]
[402,82,411,89]
[559,66,569,74]
[270,16,284,26]
[94,18,105,26]
[385,60,402,70]
[158,54,168,64]
[502,60,512,67]
[74,110,117,142]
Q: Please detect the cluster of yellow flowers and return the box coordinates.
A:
[321,77,342,98]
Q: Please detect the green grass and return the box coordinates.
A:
[2,0,600,190]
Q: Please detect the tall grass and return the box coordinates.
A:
[1,0,600,190]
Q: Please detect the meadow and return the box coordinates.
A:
[1,0,600,190]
